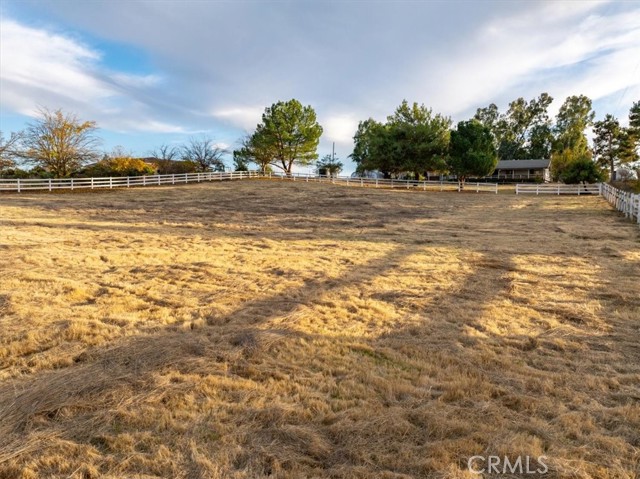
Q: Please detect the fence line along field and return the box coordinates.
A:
[0,181,638,478]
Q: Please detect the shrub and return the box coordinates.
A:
[153,159,199,175]
[75,158,156,177]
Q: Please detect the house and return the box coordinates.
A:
[492,159,551,182]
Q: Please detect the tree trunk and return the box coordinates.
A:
[610,160,615,182]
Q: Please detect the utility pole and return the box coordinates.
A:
[332,142,335,162]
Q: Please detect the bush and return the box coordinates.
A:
[153,159,199,175]
[559,157,606,184]
[0,167,54,179]
[75,158,156,177]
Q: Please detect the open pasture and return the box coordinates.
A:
[0,181,639,478]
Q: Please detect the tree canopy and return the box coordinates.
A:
[474,93,553,160]
[316,154,343,177]
[447,120,498,187]
[21,108,101,178]
[234,99,322,175]
[351,101,450,178]
[0,131,23,171]
[560,156,605,185]
[181,136,226,172]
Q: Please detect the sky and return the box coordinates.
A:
[1,0,639,173]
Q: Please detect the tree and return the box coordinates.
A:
[474,93,554,160]
[350,101,450,178]
[350,118,396,177]
[447,120,498,188]
[233,155,249,171]
[553,95,594,154]
[629,100,640,137]
[181,136,226,172]
[149,144,179,161]
[593,114,623,180]
[240,99,322,175]
[625,101,640,176]
[21,108,100,177]
[560,156,605,185]
[233,134,276,173]
[316,154,343,177]
[618,129,639,172]
[550,148,577,182]
[385,100,451,179]
[0,130,23,171]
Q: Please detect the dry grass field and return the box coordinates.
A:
[0,180,639,479]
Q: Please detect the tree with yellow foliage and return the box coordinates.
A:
[21,107,101,177]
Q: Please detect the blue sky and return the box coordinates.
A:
[1,0,639,173]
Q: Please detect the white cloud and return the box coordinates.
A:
[0,18,184,134]
[420,3,640,118]
[211,107,264,131]
[322,114,359,145]
[110,73,162,88]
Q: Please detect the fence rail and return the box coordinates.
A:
[269,173,498,193]
[0,171,260,192]
[600,183,640,224]
[515,183,601,195]
[0,171,499,194]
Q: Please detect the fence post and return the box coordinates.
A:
[17,179,21,193]
[557,184,560,195]
[375,178,378,188]
[143,176,146,186]
[49,178,53,192]
[127,176,130,188]
[476,182,479,193]
[70,178,74,190]
[361,178,364,187]
[109,177,113,189]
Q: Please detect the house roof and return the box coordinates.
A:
[496,159,551,170]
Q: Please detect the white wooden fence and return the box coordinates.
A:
[0,171,259,192]
[269,172,499,193]
[1,170,638,224]
[515,183,601,195]
[600,183,640,224]
[0,171,499,194]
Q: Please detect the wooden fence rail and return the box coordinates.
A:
[0,171,260,192]
[600,183,640,224]
[269,173,498,193]
[0,171,499,194]
[2,172,638,224]
[515,183,601,195]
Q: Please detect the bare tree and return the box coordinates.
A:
[0,130,23,170]
[149,143,179,161]
[181,136,226,172]
[21,107,101,177]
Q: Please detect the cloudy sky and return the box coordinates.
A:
[1,0,639,172]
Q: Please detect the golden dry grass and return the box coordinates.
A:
[0,180,638,478]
